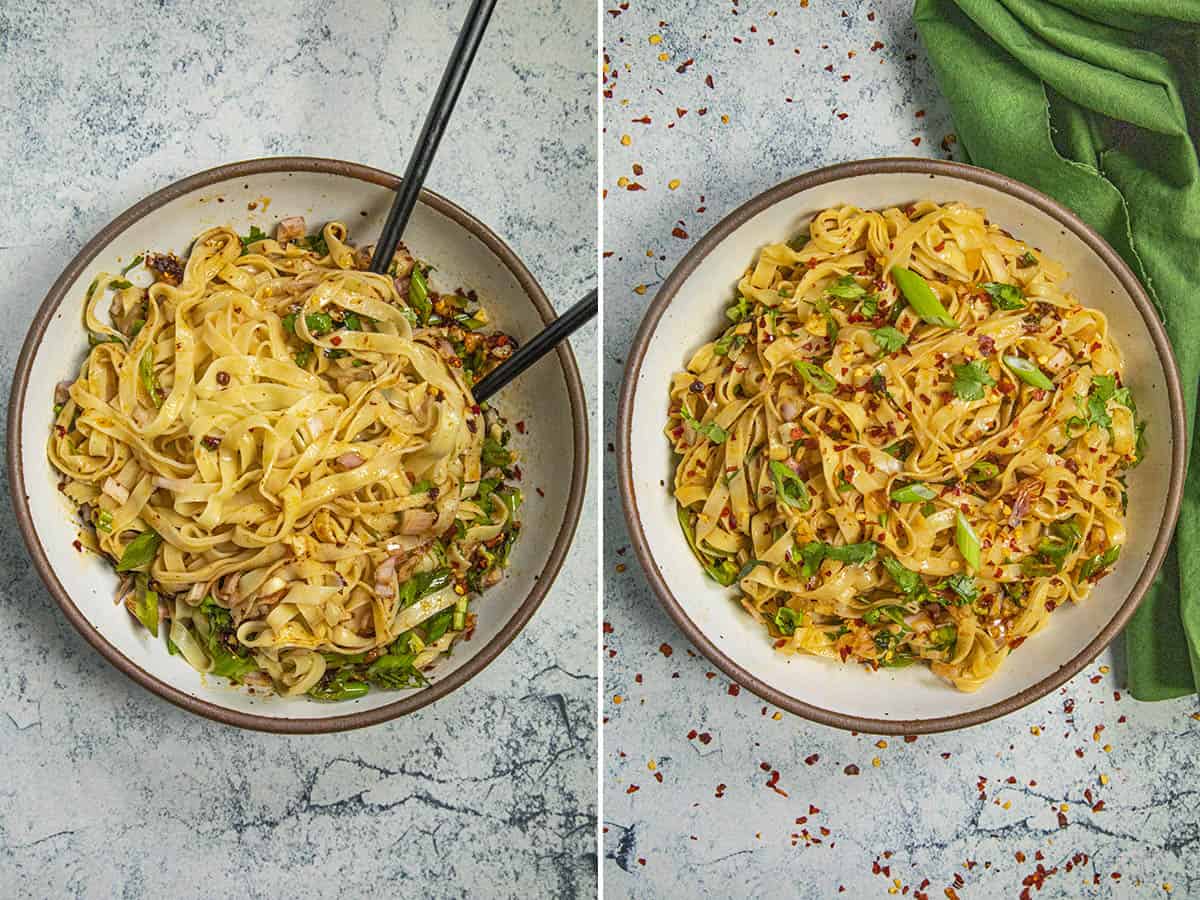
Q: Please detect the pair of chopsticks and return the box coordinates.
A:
[369,0,596,404]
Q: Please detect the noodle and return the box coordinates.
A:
[666,201,1142,691]
[49,219,523,700]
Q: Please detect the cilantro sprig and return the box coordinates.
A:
[951,360,996,402]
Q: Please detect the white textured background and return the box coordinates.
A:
[0,1,597,896]
[601,2,1200,898]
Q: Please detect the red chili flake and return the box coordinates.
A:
[659,642,673,657]
[837,112,849,120]
[912,137,922,146]
[841,74,851,82]
[603,622,613,634]
[216,371,230,386]
[705,74,715,88]
[698,732,712,744]
[330,335,342,346]
[714,783,726,798]
[632,116,651,124]
[672,226,689,239]
[824,64,834,72]
[516,420,527,434]
[765,769,787,796]
[843,764,860,775]
[626,182,646,191]
[686,729,697,740]
[535,487,544,498]
[676,58,694,74]
[72,539,83,553]
[626,784,640,794]
[727,684,740,696]
[1057,811,1068,827]
[804,753,819,765]
[870,41,884,51]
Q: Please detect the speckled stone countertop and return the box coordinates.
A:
[0,2,596,896]
[602,2,1199,897]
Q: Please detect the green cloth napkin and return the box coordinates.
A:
[913,0,1200,699]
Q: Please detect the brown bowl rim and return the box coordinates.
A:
[616,156,1187,735]
[7,155,589,734]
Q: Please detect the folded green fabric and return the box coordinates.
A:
[913,0,1200,699]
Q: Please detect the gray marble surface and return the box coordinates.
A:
[0,2,597,897]
[601,2,1199,898]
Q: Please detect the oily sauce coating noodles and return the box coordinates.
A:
[666,201,1142,691]
[49,221,522,699]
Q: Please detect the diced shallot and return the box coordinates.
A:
[374,554,400,598]
[336,452,365,470]
[276,216,306,244]
[400,508,436,535]
[215,572,241,603]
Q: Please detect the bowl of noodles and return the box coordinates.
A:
[617,158,1184,734]
[9,157,587,733]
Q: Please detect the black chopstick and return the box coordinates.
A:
[472,289,598,403]
[370,0,498,274]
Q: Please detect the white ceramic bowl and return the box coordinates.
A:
[9,157,587,733]
[618,158,1185,734]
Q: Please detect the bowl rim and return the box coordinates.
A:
[7,155,589,734]
[616,156,1187,735]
